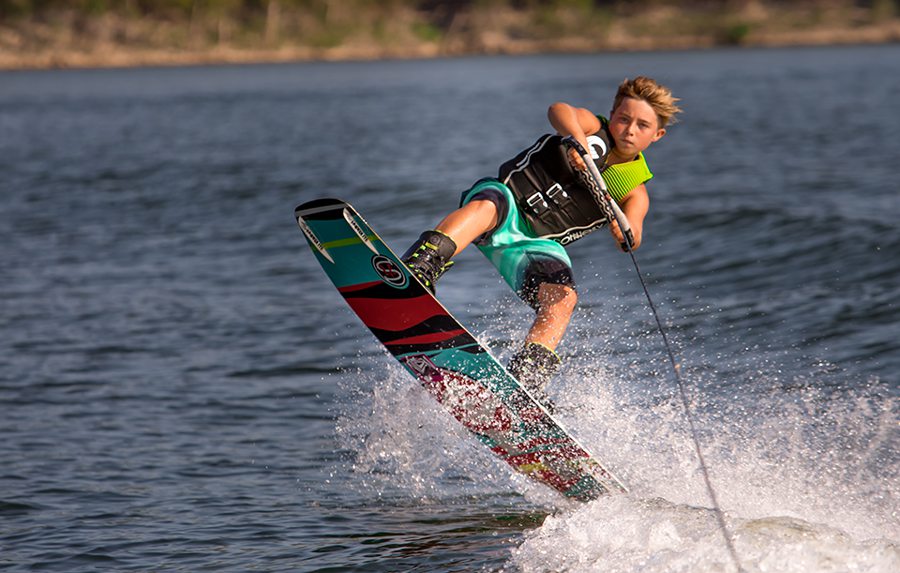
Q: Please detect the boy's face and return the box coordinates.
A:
[608,97,666,159]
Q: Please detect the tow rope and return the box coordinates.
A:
[566,136,747,573]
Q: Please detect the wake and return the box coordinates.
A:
[334,348,898,572]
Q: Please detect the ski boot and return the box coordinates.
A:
[401,230,457,294]
[508,342,562,413]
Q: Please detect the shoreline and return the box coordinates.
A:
[2,4,900,71]
[5,33,900,72]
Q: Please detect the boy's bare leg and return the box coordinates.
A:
[435,200,499,257]
[507,283,575,409]
[525,283,577,351]
[402,199,499,293]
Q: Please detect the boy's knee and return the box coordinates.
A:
[537,283,577,314]
[465,199,498,221]
[559,286,578,312]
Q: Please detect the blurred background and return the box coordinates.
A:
[2,0,900,69]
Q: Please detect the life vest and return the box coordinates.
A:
[498,121,652,246]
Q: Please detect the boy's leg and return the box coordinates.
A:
[525,283,577,351]
[431,179,575,407]
[435,200,499,256]
[402,199,499,293]
[508,282,575,411]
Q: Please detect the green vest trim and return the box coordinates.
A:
[601,152,653,203]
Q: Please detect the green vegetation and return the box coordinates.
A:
[1,1,898,68]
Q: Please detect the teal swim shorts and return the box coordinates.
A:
[460,178,575,309]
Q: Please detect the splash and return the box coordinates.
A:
[331,337,897,572]
[333,360,529,502]
[508,355,899,572]
[509,496,899,573]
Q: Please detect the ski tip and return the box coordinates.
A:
[294,197,349,218]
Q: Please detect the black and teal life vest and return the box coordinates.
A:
[498,118,652,245]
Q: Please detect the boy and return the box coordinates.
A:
[402,76,681,407]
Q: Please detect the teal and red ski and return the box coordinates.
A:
[295,198,627,501]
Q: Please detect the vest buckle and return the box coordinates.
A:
[526,192,548,213]
[546,183,568,203]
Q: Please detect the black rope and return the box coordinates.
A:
[563,135,746,571]
[622,243,746,573]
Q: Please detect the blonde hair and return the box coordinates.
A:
[613,76,682,128]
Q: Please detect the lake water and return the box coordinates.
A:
[1,45,898,572]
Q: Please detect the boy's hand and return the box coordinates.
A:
[609,220,628,251]
[608,185,646,252]
[609,219,638,252]
[566,145,587,172]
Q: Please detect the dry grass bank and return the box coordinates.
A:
[1,1,899,70]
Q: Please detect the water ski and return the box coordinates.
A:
[294,197,627,501]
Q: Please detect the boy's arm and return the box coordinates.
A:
[548,102,602,152]
[549,102,649,249]
[610,184,649,250]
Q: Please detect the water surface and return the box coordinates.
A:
[1,45,897,572]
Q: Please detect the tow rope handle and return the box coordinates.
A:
[561,136,635,251]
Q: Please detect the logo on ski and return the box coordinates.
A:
[402,354,514,435]
[403,354,438,378]
[372,255,409,288]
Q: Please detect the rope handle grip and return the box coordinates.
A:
[561,136,635,251]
